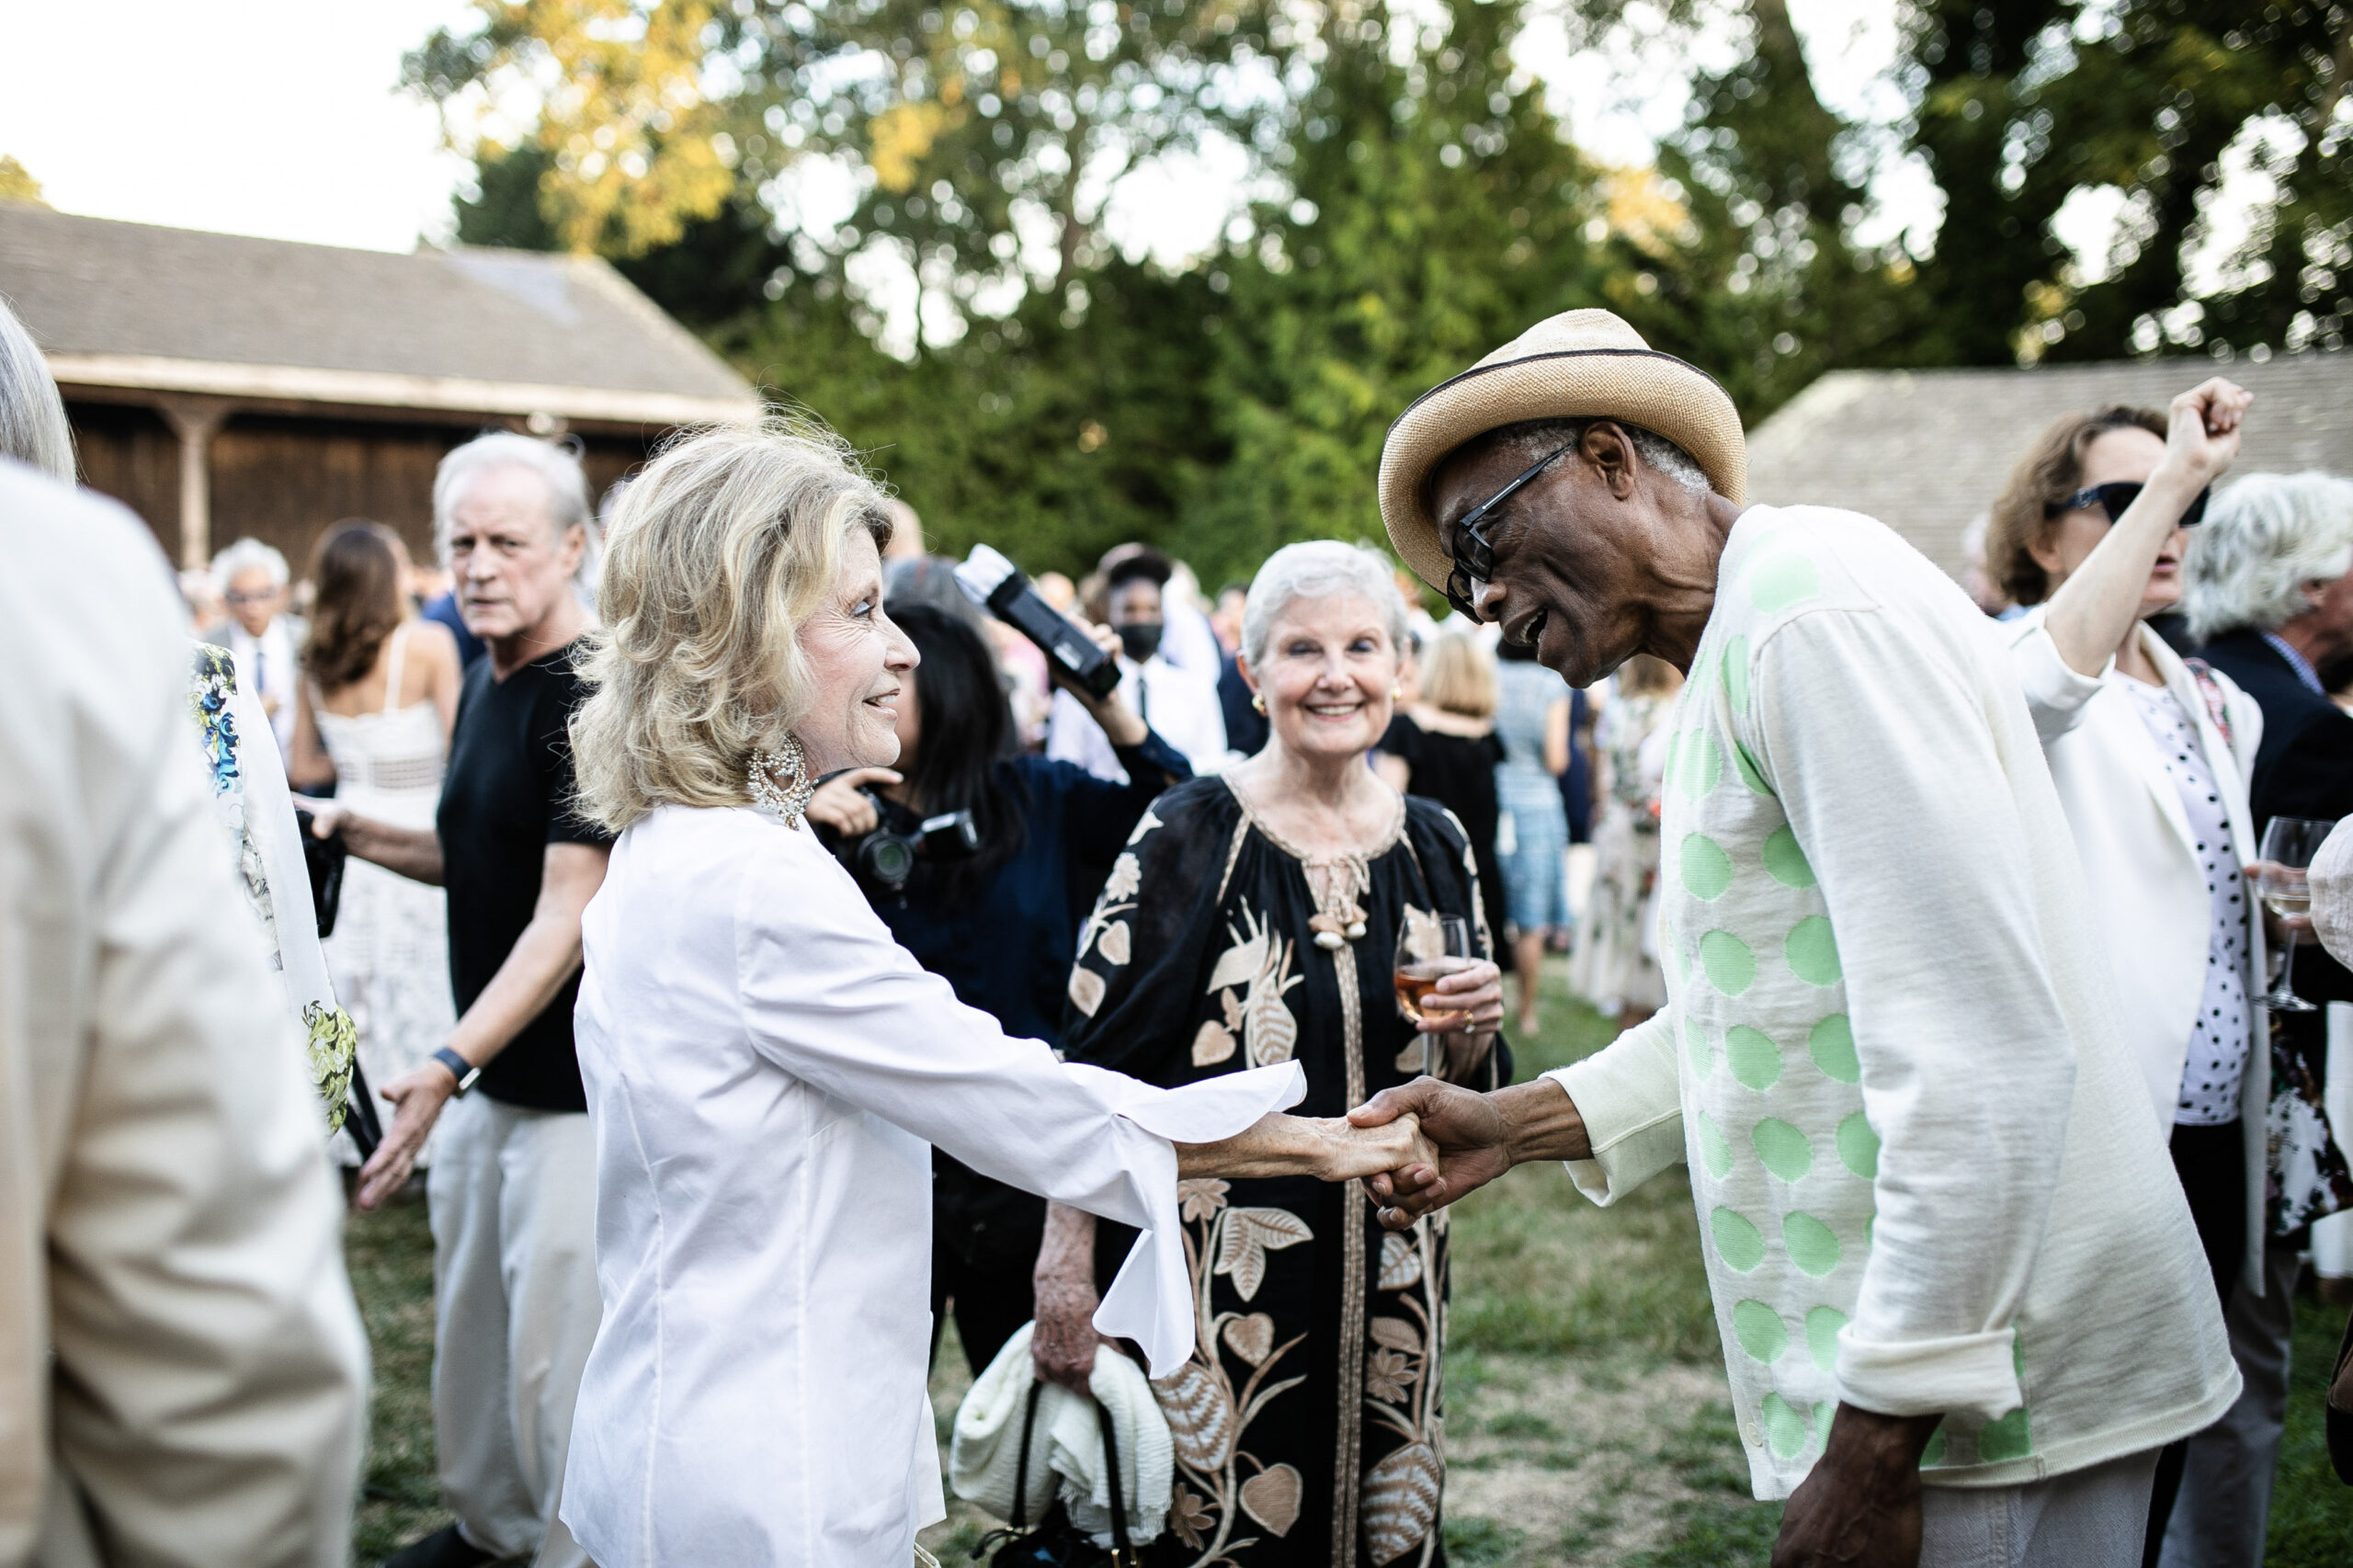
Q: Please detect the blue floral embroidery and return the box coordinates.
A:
[188,644,242,799]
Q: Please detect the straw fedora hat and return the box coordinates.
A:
[1378,309,1747,590]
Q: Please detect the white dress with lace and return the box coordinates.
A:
[313,626,455,1158]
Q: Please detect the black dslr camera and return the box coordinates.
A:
[824,785,980,899]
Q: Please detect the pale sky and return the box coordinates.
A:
[0,0,1932,261]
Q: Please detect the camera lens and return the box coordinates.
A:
[858,832,916,892]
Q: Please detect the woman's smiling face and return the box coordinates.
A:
[1245,591,1400,764]
[793,528,917,775]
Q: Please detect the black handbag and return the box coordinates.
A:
[977,1381,1142,1568]
[290,803,347,939]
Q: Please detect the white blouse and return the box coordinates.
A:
[2119,677,2252,1125]
[560,802,1302,1567]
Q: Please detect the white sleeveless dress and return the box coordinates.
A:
[313,625,456,1161]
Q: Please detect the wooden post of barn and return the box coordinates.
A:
[156,395,231,570]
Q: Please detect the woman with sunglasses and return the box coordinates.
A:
[1984,375,2256,1562]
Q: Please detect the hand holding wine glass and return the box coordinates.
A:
[1393,914,1503,1078]
[2255,816,2337,1012]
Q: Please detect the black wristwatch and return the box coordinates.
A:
[433,1046,482,1096]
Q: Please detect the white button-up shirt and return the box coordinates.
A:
[563,802,1300,1566]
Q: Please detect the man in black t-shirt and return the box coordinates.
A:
[318,434,611,1568]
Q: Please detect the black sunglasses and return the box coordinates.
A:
[2045,480,2211,528]
[1441,440,1578,621]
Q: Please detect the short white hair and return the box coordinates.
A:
[433,431,593,566]
[1483,415,1709,496]
[0,291,73,483]
[1242,540,1409,669]
[2183,472,2353,642]
[210,536,290,589]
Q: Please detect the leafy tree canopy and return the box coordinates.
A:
[408,0,2353,586]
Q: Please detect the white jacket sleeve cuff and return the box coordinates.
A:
[2005,621,2107,746]
[1836,1325,2023,1423]
[1548,1011,1684,1206]
[1081,1061,1306,1378]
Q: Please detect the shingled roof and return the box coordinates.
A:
[0,204,760,428]
[1745,352,2353,582]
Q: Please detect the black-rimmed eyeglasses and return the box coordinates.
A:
[2044,480,2211,528]
[1441,440,1577,621]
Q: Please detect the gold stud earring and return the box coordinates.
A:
[1391,685,1404,701]
[1250,692,1267,714]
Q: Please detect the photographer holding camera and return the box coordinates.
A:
[805,599,1189,1374]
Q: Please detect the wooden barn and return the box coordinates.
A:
[0,203,761,573]
[1745,350,2353,586]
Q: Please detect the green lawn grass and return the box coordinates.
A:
[344,965,2353,1564]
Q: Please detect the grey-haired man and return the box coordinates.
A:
[317,434,611,1568]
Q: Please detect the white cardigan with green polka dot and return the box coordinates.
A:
[1551,506,2240,1500]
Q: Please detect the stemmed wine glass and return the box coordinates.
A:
[1394,914,1473,1074]
[2256,816,2337,1013]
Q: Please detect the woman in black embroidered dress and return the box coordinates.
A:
[1033,541,1512,1568]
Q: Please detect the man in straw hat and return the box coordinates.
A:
[1349,310,2237,1566]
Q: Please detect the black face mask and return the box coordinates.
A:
[1117,622,1164,663]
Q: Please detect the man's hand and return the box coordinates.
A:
[1351,1078,1516,1227]
[1771,1404,1941,1568]
[355,1059,459,1210]
[804,767,900,838]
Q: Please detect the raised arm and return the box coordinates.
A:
[2038,377,2249,676]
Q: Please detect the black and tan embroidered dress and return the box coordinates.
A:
[1062,776,1510,1568]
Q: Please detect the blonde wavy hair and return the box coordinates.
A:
[571,418,892,834]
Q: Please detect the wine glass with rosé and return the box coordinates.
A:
[1394,913,1473,1072]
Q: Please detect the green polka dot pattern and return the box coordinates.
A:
[1761,1392,1809,1459]
[1807,1015,1859,1082]
[1685,1017,1712,1077]
[1700,931,1757,995]
[1681,834,1733,901]
[1733,740,1775,796]
[1761,824,1815,888]
[1749,552,1822,614]
[1836,1113,1881,1179]
[1711,1207,1767,1272]
[1722,634,1750,713]
[1752,1117,1813,1181]
[1733,1299,1788,1363]
[1978,1406,2033,1462]
[1680,733,1722,798]
[1782,1212,1842,1277]
[1920,1425,1949,1468]
[1723,1025,1782,1088]
[1805,1306,1847,1374]
[1784,915,1841,985]
[1695,1108,1734,1178]
[1810,1401,1835,1453]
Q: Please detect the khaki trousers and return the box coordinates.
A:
[429,1094,601,1567]
[1920,1449,2160,1568]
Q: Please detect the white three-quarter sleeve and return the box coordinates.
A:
[1549,1008,1685,1204]
[733,846,1302,1374]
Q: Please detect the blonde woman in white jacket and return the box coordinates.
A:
[1986,375,2257,1561]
